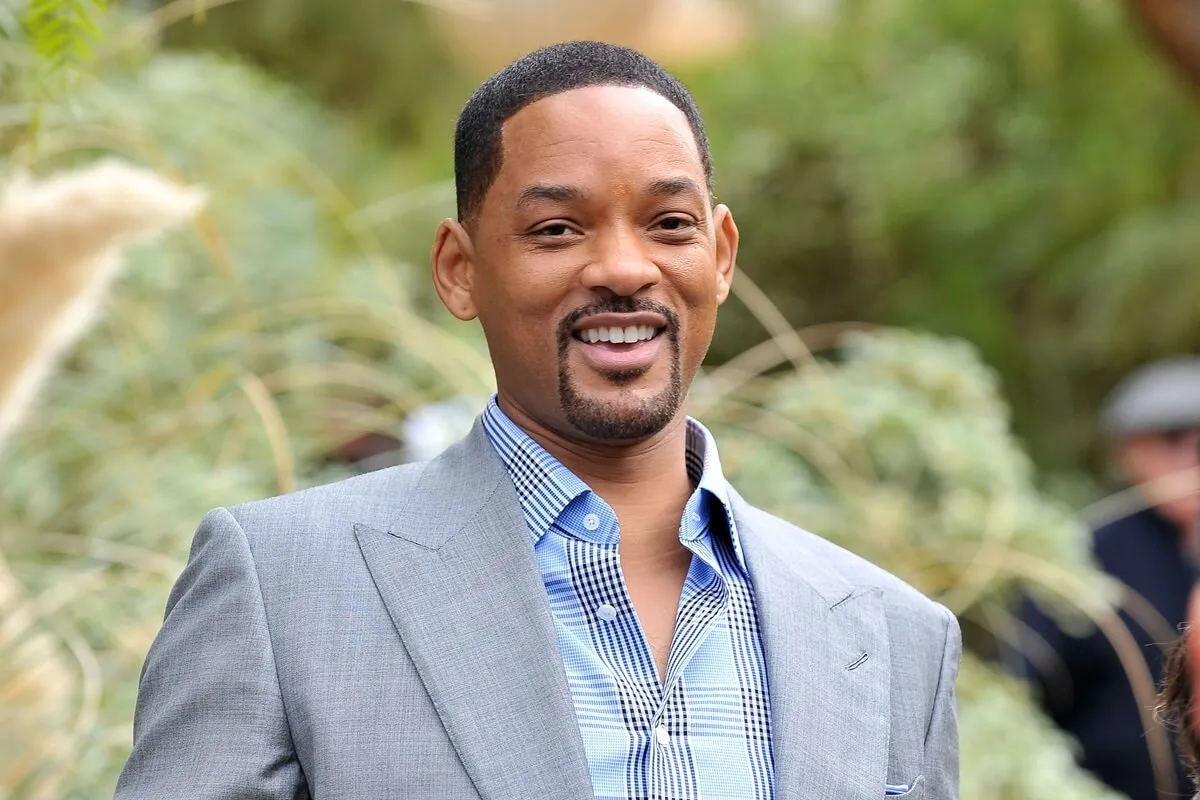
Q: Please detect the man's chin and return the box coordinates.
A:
[582,367,653,389]
[565,373,669,404]
[559,379,682,443]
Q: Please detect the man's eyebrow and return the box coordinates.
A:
[515,184,584,210]
[647,177,704,199]
[514,178,705,211]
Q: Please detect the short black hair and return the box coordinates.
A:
[453,40,713,223]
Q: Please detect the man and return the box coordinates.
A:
[1015,357,1200,800]
[116,41,960,799]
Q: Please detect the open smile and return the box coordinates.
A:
[570,312,669,374]
[573,324,664,345]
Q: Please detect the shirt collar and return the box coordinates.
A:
[480,395,746,570]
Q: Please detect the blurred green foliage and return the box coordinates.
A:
[0,8,489,794]
[155,0,1200,480]
[23,0,108,76]
[708,331,1111,612]
[681,0,1200,480]
[3,0,1197,796]
[955,654,1123,799]
[155,0,462,148]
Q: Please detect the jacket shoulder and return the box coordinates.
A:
[223,461,428,539]
[736,498,952,624]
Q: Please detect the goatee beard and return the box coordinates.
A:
[555,297,683,442]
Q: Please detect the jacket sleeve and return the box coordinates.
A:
[922,606,962,799]
[115,507,305,799]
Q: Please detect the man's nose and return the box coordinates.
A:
[581,227,661,297]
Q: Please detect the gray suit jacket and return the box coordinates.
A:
[116,421,961,799]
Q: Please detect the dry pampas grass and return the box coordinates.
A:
[0,158,207,453]
[0,159,204,798]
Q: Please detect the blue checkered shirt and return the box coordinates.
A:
[481,397,775,800]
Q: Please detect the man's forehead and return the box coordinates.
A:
[486,87,704,203]
[498,86,701,164]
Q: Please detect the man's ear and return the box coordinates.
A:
[713,204,739,305]
[431,219,478,321]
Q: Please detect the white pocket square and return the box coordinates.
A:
[885,775,923,796]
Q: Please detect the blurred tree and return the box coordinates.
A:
[150,0,463,147]
[1127,0,1200,92]
[427,0,749,74]
[115,0,1200,486]
[149,0,755,144]
[1,8,491,795]
[682,0,1200,481]
[0,156,204,800]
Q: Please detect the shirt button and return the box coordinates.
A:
[583,513,600,531]
[597,604,618,621]
[691,511,701,522]
[655,725,670,746]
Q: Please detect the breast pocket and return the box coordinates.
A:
[885,775,923,797]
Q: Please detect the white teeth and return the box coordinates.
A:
[578,325,661,344]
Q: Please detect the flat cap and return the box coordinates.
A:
[1100,356,1200,439]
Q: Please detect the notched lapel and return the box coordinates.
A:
[353,425,593,800]
[736,500,892,800]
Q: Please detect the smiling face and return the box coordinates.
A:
[433,84,737,445]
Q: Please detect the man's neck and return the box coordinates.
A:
[497,396,695,552]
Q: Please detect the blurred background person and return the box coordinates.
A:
[1014,356,1200,800]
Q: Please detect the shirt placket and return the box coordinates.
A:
[567,496,733,800]
[646,517,730,799]
[566,506,662,799]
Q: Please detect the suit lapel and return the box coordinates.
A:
[733,494,892,799]
[354,423,593,800]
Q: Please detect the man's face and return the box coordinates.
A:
[1116,429,1200,531]
[436,85,737,444]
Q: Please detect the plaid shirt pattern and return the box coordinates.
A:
[482,397,775,800]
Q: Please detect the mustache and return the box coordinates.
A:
[556,298,679,346]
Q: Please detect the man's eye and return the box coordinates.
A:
[535,223,574,237]
[655,216,693,231]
